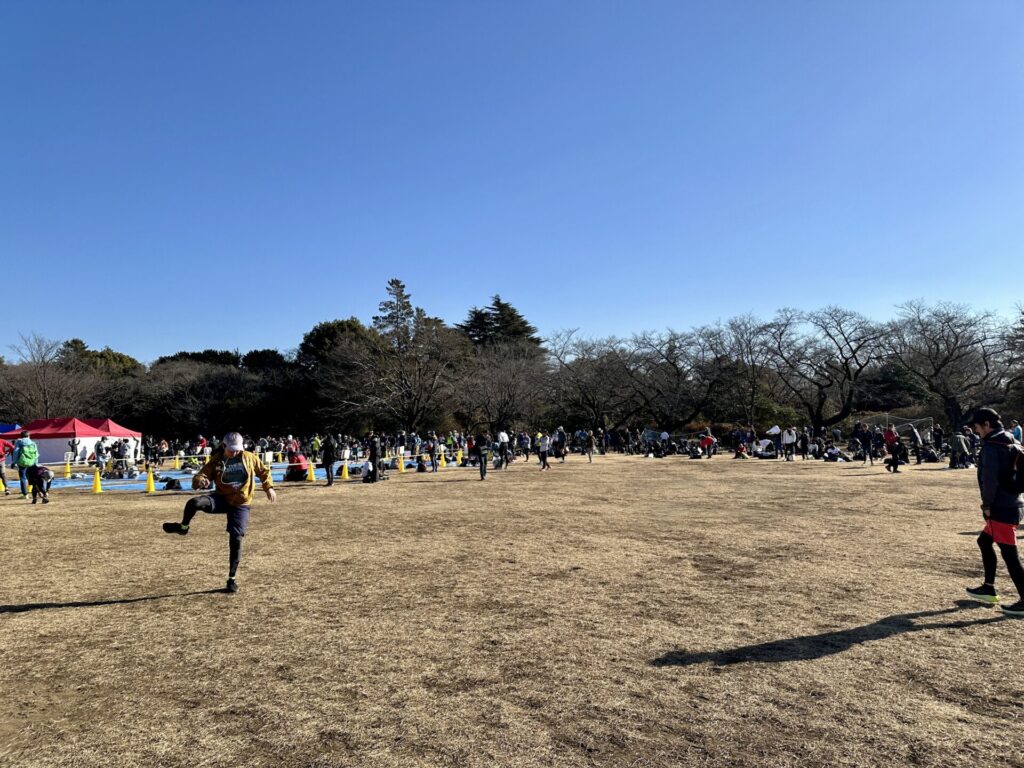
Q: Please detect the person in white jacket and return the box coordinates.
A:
[781,427,798,461]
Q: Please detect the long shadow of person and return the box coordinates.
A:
[0,589,224,615]
[651,602,1005,667]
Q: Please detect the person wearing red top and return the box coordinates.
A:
[883,425,902,473]
[284,451,309,482]
[0,439,12,495]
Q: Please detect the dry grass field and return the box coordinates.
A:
[1,454,1023,767]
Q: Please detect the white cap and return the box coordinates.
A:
[224,432,244,452]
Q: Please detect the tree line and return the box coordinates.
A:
[0,279,1021,438]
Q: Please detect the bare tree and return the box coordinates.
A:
[621,328,728,431]
[454,341,548,430]
[765,307,884,432]
[547,331,643,429]
[720,315,781,427]
[0,334,103,421]
[886,301,1022,426]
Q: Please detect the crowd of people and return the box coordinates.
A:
[5,411,1023,615]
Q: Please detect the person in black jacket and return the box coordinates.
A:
[475,432,491,480]
[964,408,1024,617]
[321,434,338,486]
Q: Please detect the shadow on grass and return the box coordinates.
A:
[651,602,1005,667]
[0,589,225,615]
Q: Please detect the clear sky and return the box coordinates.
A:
[2,1,1021,362]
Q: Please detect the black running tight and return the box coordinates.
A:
[182,496,243,578]
[978,532,1024,599]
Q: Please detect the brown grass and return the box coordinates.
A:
[1,455,1023,767]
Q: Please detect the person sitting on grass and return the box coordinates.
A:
[733,443,749,459]
[162,432,276,594]
[283,450,308,482]
[964,408,1024,617]
[822,443,853,462]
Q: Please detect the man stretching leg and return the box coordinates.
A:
[162,432,276,593]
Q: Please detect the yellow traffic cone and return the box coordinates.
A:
[92,468,103,494]
[64,460,71,479]
[145,466,156,494]
[173,454,181,470]
[0,474,5,493]
[398,453,405,473]
[439,451,447,468]
[307,460,316,482]
[341,462,349,480]
[456,449,463,464]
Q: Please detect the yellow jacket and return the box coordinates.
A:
[192,449,274,507]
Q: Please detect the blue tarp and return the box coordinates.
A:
[0,423,20,434]
[47,461,430,492]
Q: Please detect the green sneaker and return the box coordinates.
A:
[162,522,189,535]
[965,584,1000,605]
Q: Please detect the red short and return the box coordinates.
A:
[983,519,1019,547]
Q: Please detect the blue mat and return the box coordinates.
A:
[45,461,428,492]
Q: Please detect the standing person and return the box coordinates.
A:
[475,431,491,480]
[0,437,13,495]
[932,423,945,454]
[428,433,439,473]
[964,409,1024,616]
[781,427,798,461]
[556,427,568,463]
[162,432,276,594]
[497,428,510,468]
[13,430,38,499]
[321,433,338,486]
[1012,420,1023,445]
[909,425,923,465]
[94,438,108,471]
[538,431,551,472]
[584,430,597,463]
[797,429,810,461]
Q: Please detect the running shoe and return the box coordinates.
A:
[225,578,239,594]
[1001,600,1024,617]
[965,584,1000,604]
[162,522,188,535]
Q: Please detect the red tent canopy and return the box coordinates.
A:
[0,417,141,440]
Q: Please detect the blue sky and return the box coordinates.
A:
[2,1,1021,362]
